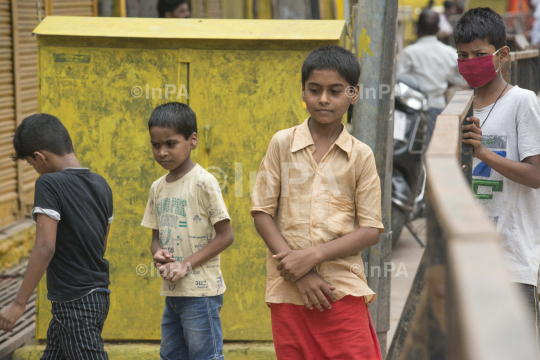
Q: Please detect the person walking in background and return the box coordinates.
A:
[397,9,467,145]
[530,0,540,46]
[439,1,457,35]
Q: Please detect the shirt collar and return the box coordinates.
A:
[416,35,438,43]
[291,118,353,159]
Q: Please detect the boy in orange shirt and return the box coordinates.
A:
[251,46,384,360]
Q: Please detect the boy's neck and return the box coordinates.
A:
[167,158,195,182]
[474,74,509,108]
[308,118,343,144]
[56,153,82,171]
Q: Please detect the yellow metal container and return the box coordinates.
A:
[33,16,346,341]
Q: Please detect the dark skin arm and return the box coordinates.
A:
[253,211,337,312]
[155,219,234,282]
[0,214,57,332]
[463,116,540,189]
[274,227,380,283]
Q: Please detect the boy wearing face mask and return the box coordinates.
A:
[456,7,540,335]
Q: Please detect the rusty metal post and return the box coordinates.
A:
[352,0,398,356]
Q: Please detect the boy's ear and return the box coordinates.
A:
[33,151,47,164]
[499,46,511,64]
[302,84,306,102]
[349,84,360,105]
[190,132,198,150]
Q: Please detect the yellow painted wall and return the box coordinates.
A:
[34,17,345,341]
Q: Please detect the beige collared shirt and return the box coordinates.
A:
[251,118,384,305]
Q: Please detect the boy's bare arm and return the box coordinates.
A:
[0,214,57,332]
[151,229,175,268]
[463,116,540,189]
[253,211,337,311]
[253,211,292,254]
[274,227,380,283]
[159,219,234,282]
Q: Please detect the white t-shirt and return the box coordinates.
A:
[473,86,540,285]
[141,164,231,296]
[396,35,466,109]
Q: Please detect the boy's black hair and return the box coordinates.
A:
[148,102,197,140]
[157,0,190,18]
[12,114,73,161]
[301,46,360,87]
[453,7,507,50]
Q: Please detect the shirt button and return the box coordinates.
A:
[317,170,322,175]
[315,197,319,202]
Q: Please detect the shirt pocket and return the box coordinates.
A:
[327,194,356,237]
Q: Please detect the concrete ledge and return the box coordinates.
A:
[13,342,276,360]
[0,220,35,272]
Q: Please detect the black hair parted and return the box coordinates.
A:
[11,114,74,161]
[148,102,197,140]
[301,46,360,87]
[157,0,189,18]
[454,7,507,50]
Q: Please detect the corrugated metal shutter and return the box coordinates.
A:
[0,0,18,228]
[51,0,96,16]
[0,0,97,230]
[13,0,43,216]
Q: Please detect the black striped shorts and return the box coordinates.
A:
[41,291,110,360]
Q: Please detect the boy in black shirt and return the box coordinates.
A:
[0,114,113,360]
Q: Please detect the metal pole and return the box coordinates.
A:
[352,0,398,357]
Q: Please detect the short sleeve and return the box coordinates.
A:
[141,185,159,229]
[250,134,282,218]
[32,176,61,222]
[198,174,230,225]
[107,185,114,224]
[396,50,413,75]
[355,149,384,232]
[516,97,540,161]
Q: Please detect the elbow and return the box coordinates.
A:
[35,241,56,258]
[227,233,235,247]
[368,229,381,247]
[372,233,381,247]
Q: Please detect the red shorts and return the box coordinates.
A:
[270,296,382,360]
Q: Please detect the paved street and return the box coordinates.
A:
[387,218,426,349]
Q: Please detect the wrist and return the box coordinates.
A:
[309,246,324,266]
[476,145,488,161]
[14,298,27,308]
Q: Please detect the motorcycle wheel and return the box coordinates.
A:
[392,205,408,248]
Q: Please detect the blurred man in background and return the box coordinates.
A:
[397,9,466,144]
[530,0,540,46]
[439,1,457,35]
[158,0,191,18]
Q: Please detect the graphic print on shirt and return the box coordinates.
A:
[472,135,507,225]
[157,197,187,257]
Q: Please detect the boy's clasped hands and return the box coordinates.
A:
[273,249,336,312]
[153,249,191,282]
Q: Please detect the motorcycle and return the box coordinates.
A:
[391,74,429,247]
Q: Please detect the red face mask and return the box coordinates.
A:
[457,48,501,88]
